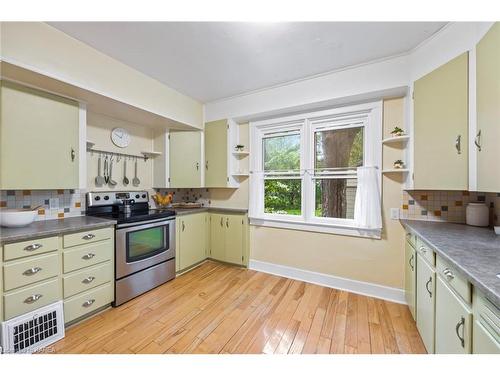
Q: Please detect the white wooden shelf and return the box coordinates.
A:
[382,135,410,145]
[382,168,409,174]
[232,151,250,156]
[141,151,162,158]
[232,173,249,177]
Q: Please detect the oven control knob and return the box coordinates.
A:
[94,196,101,201]
[103,195,109,201]
[141,194,146,199]
[135,194,140,199]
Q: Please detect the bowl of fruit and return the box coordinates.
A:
[152,193,173,208]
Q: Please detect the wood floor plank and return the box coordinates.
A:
[50,261,426,354]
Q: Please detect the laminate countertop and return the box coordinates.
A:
[173,207,248,216]
[0,216,117,245]
[400,220,500,307]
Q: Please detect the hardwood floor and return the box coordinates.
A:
[51,261,426,354]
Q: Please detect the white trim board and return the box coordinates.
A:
[249,259,406,304]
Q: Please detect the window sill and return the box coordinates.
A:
[249,217,382,239]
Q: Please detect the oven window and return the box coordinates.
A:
[126,226,167,262]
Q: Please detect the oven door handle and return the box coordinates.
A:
[116,216,175,230]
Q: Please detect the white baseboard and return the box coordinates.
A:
[248,259,406,304]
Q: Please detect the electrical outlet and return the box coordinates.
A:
[390,208,400,220]
[49,198,59,210]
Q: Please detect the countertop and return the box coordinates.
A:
[173,207,248,216]
[0,216,117,244]
[400,220,500,307]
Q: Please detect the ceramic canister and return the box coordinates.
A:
[466,202,489,227]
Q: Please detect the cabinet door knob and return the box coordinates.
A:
[443,268,455,280]
[455,135,462,154]
[226,218,229,228]
[82,276,95,284]
[220,217,223,227]
[474,130,482,151]
[419,246,427,253]
[425,277,433,298]
[82,233,96,240]
[24,243,43,252]
[23,267,42,276]
[196,162,199,170]
[71,148,76,161]
[455,316,465,348]
[82,299,95,308]
[82,253,96,260]
[24,294,42,304]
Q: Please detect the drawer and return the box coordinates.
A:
[436,255,471,304]
[63,282,113,323]
[63,261,113,298]
[3,253,59,291]
[3,278,60,320]
[3,236,58,261]
[63,240,113,273]
[416,237,435,266]
[474,291,500,340]
[63,227,113,249]
[405,231,417,249]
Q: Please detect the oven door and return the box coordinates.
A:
[115,217,176,279]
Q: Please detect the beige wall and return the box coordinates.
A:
[86,112,154,191]
[0,22,203,129]
[212,99,407,289]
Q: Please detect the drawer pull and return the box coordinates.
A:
[82,233,96,240]
[24,243,43,252]
[419,246,427,253]
[425,277,433,298]
[82,276,96,284]
[455,317,465,348]
[82,253,96,260]
[82,299,95,308]
[24,294,42,304]
[22,267,42,276]
[443,268,455,280]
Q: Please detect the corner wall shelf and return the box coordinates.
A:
[232,173,249,178]
[382,135,410,145]
[382,168,409,174]
[86,141,161,161]
[232,151,250,156]
[141,151,162,159]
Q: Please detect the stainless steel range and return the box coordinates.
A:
[86,191,176,306]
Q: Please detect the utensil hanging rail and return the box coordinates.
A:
[87,145,156,162]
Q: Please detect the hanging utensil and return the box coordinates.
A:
[95,155,105,186]
[109,158,117,186]
[123,159,129,186]
[132,159,140,186]
[103,156,109,184]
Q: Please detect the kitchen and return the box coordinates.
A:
[0,15,499,365]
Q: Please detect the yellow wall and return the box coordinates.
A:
[217,99,406,289]
[0,22,203,129]
[86,112,154,191]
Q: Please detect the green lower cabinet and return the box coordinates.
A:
[435,277,472,353]
[416,253,436,353]
[209,213,247,266]
[404,239,416,319]
[177,213,207,271]
[473,319,500,354]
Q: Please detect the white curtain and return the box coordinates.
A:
[354,166,382,230]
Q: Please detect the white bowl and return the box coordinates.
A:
[0,209,37,227]
[494,226,500,235]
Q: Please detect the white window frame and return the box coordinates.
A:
[249,101,382,238]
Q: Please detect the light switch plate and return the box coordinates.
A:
[390,208,400,220]
[49,198,59,210]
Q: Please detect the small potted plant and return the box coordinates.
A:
[390,126,405,137]
[235,144,245,152]
[393,159,405,169]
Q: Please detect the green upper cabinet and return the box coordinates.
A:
[476,23,500,192]
[169,131,202,188]
[205,119,229,187]
[0,81,80,189]
[413,53,469,190]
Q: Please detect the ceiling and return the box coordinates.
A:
[49,22,446,103]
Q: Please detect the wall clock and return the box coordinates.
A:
[111,127,131,148]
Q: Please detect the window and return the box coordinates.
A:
[249,102,382,238]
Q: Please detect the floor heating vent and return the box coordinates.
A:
[1,301,65,354]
